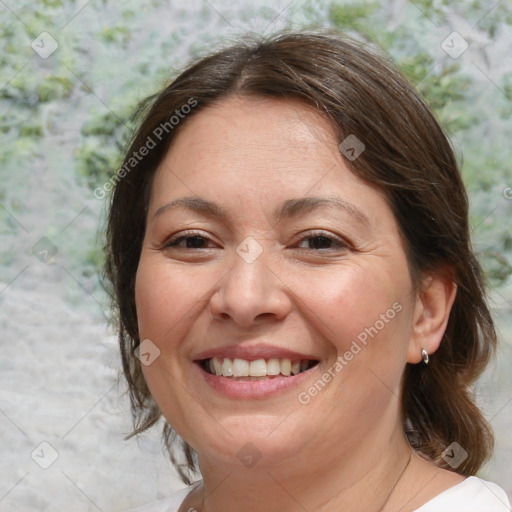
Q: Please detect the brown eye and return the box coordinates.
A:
[180,236,208,248]
[295,232,348,251]
[306,236,335,249]
[164,232,214,249]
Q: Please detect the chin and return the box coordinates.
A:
[188,414,314,469]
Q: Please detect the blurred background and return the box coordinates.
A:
[1,0,511,510]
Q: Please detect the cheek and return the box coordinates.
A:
[296,264,407,340]
[296,268,412,419]
[135,256,207,342]
[134,257,204,433]
[288,259,414,398]
[135,260,172,341]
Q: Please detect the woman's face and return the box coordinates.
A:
[135,96,421,470]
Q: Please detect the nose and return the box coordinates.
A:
[209,250,293,328]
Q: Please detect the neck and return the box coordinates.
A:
[189,424,413,512]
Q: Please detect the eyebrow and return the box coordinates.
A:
[153,197,227,219]
[274,197,371,227]
[153,195,371,228]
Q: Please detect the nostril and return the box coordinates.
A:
[255,312,278,322]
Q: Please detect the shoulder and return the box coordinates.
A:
[121,483,199,512]
[414,476,510,512]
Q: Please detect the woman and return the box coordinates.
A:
[105,31,511,511]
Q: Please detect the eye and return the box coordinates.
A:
[162,231,216,250]
[300,235,336,250]
[293,231,349,251]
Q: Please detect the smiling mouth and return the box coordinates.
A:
[199,357,319,379]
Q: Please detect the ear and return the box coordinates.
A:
[406,270,457,364]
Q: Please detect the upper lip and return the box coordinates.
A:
[193,343,319,362]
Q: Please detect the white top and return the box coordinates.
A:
[123,476,510,511]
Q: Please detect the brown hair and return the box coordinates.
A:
[105,30,496,483]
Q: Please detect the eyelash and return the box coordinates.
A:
[161,230,349,252]
[292,231,350,251]
[162,231,216,250]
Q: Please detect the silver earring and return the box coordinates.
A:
[421,348,429,365]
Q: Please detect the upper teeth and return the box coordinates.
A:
[208,357,312,377]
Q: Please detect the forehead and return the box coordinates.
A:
[148,96,392,228]
[152,96,345,196]
[178,96,334,165]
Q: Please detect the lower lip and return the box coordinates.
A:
[195,362,320,399]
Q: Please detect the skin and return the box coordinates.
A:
[135,96,464,512]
